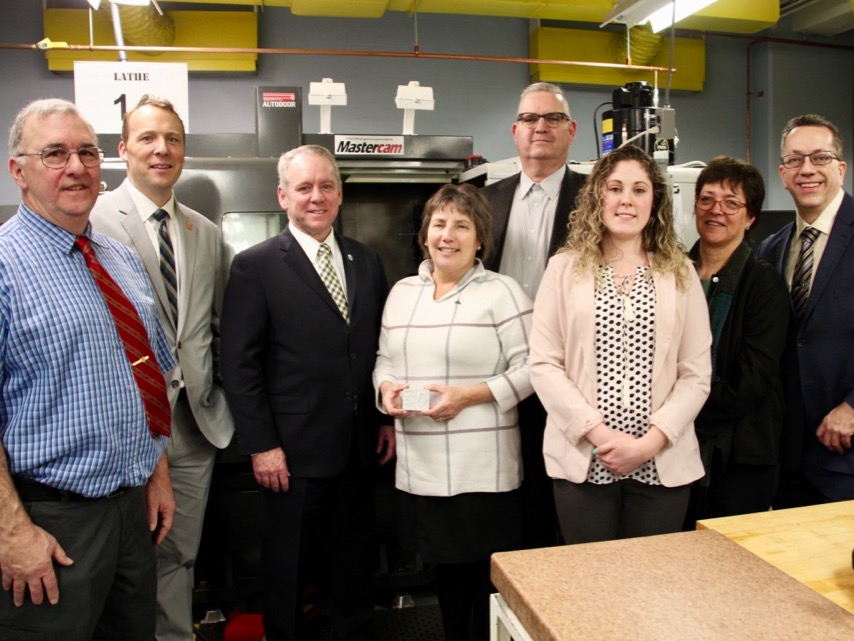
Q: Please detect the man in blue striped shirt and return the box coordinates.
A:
[0,99,176,641]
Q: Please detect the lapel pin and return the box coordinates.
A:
[185,219,193,231]
[347,254,353,261]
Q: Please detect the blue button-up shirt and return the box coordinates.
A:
[0,204,176,497]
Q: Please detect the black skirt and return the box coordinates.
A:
[397,488,522,564]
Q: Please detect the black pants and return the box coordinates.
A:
[517,394,560,548]
[260,454,376,641]
[435,559,492,641]
[685,454,778,528]
[0,486,156,641]
[553,478,690,544]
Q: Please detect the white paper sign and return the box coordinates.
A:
[73,61,189,134]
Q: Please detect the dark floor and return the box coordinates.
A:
[195,602,446,641]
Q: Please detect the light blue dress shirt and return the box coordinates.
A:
[0,204,175,497]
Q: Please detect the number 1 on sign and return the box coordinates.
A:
[114,94,127,124]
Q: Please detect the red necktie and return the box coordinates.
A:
[75,236,171,438]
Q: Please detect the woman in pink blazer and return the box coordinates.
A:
[530,145,712,543]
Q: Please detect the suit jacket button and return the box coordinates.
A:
[171,380,181,388]
[350,353,357,360]
[176,341,182,349]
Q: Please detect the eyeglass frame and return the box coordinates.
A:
[515,112,572,128]
[694,195,748,216]
[15,146,105,169]
[780,151,840,170]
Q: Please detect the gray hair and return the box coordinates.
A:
[519,82,571,119]
[277,144,341,191]
[9,98,96,158]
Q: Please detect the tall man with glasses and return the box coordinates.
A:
[481,82,586,548]
[90,95,233,641]
[758,113,854,504]
[0,98,175,641]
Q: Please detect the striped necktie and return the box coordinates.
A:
[317,242,349,323]
[75,236,171,438]
[791,226,820,321]
[152,209,178,328]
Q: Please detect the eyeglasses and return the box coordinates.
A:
[781,151,839,169]
[695,195,747,215]
[16,146,104,169]
[516,112,572,128]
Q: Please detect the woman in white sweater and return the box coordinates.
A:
[374,183,533,641]
[530,144,712,543]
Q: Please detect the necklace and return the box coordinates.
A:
[613,273,635,323]
[613,270,636,408]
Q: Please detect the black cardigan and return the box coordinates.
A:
[690,243,792,467]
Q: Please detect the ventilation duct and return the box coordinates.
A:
[94,1,175,49]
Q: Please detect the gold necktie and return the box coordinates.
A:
[317,243,349,323]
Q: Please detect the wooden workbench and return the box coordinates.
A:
[491,528,854,641]
[698,500,854,614]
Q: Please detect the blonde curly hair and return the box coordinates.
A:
[562,145,690,290]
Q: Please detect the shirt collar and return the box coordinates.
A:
[16,202,87,254]
[124,178,175,223]
[288,222,339,261]
[519,165,566,201]
[418,258,486,288]
[795,188,844,238]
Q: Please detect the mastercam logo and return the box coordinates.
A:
[334,135,405,156]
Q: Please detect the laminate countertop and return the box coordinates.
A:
[491,528,854,641]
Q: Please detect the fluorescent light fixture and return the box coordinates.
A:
[647,0,718,32]
[88,0,152,7]
[600,0,717,31]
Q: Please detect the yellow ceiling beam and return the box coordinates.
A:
[147,0,777,32]
[290,0,389,17]
[43,8,258,73]
[385,0,615,21]
[530,26,705,91]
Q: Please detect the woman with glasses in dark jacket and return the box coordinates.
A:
[685,156,792,525]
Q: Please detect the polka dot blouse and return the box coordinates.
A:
[588,265,660,486]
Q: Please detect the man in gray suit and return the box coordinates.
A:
[91,95,234,641]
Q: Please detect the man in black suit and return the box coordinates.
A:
[481,82,586,548]
[221,144,394,641]
[758,114,854,504]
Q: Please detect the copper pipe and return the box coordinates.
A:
[5,41,676,73]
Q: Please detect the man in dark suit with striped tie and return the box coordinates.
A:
[758,114,854,504]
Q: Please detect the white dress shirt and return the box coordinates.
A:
[288,222,348,297]
[499,165,566,298]
[785,188,844,290]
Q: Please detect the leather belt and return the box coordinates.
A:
[13,477,130,502]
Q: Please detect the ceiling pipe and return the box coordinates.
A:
[680,30,854,163]
[7,40,677,74]
[108,2,128,61]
